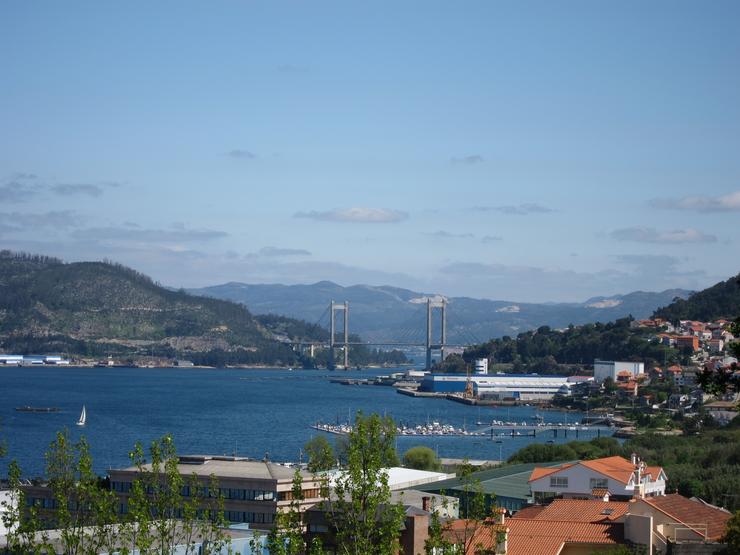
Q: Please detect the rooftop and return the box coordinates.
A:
[114,455,303,481]
[418,461,573,501]
[512,499,630,522]
[445,517,623,555]
[529,456,665,486]
[640,494,732,541]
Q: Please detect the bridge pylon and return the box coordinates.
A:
[425,298,447,370]
[330,301,349,369]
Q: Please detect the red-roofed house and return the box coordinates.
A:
[529,455,666,502]
[676,336,700,352]
[624,494,732,553]
[445,513,625,555]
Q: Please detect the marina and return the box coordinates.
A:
[311,421,487,437]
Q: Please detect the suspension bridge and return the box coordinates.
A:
[288,299,481,370]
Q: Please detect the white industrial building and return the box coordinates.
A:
[472,375,578,401]
[593,360,644,383]
[474,358,488,374]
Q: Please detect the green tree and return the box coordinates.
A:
[327,412,406,555]
[720,510,740,555]
[264,469,325,555]
[402,446,441,471]
[119,435,229,555]
[426,461,504,554]
[44,431,120,555]
[305,435,336,472]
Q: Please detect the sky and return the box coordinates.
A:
[1,1,738,303]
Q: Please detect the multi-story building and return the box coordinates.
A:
[109,455,325,530]
[593,361,644,383]
[528,455,666,503]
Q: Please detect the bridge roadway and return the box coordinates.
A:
[287,340,470,347]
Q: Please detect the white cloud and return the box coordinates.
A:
[474,203,554,215]
[294,207,408,223]
[451,155,484,165]
[650,190,740,212]
[610,226,717,244]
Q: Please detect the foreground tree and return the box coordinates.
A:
[3,433,230,555]
[327,412,405,555]
[425,461,504,554]
[304,435,336,472]
[263,469,325,555]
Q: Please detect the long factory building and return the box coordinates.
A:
[419,373,592,401]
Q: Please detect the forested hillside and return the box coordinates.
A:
[653,272,740,322]
[0,251,406,366]
[440,318,677,374]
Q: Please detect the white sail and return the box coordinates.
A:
[76,405,86,426]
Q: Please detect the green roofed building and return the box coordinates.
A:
[414,461,572,514]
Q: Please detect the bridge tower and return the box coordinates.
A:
[330,301,349,369]
[425,298,447,370]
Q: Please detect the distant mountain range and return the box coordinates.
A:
[189,281,692,344]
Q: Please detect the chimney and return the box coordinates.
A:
[630,452,637,466]
[422,496,431,512]
[495,507,506,525]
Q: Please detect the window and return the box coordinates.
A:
[550,476,568,488]
[590,478,608,489]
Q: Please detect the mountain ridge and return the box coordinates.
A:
[189,281,693,344]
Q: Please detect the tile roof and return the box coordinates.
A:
[579,456,640,485]
[641,494,732,541]
[527,463,572,482]
[512,499,630,522]
[511,505,546,519]
[445,518,623,555]
[529,456,665,487]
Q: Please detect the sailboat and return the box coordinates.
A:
[76,405,86,426]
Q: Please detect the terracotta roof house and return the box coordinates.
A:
[511,498,630,523]
[445,513,625,555]
[528,455,666,502]
[624,494,732,552]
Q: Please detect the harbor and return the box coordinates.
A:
[311,421,487,437]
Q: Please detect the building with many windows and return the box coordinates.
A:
[108,455,325,530]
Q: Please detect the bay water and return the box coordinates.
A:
[1,366,599,478]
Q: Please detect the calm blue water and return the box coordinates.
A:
[0,367,602,478]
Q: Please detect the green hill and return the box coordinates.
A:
[653,272,740,322]
[0,251,321,365]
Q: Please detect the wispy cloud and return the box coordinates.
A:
[481,235,503,243]
[294,207,408,223]
[71,224,228,243]
[51,183,104,197]
[424,230,475,239]
[227,149,257,159]
[0,210,80,232]
[474,203,554,215]
[610,226,717,244]
[258,246,311,257]
[451,155,484,165]
[650,190,740,212]
[0,181,40,203]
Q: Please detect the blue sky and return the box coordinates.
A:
[1,1,738,302]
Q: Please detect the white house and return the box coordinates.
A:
[593,360,645,383]
[529,455,666,502]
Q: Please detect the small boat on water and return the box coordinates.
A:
[15,406,60,413]
[76,405,86,426]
